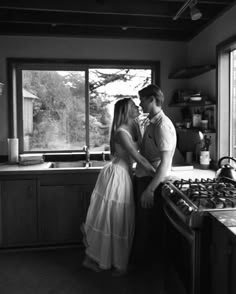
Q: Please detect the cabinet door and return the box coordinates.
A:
[1,180,37,246]
[39,185,93,244]
[210,220,231,294]
[227,239,236,294]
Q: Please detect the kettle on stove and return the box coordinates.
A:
[216,156,236,180]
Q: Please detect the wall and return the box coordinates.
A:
[185,5,236,101]
[0,36,187,155]
[187,3,236,160]
[188,4,236,64]
[2,2,235,157]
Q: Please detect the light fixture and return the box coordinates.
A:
[190,0,202,20]
[173,0,202,21]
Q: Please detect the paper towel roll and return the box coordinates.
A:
[8,138,19,163]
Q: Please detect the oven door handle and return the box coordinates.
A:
[164,205,194,243]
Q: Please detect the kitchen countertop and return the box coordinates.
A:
[0,161,51,170]
[0,161,104,175]
[228,227,236,235]
[210,211,236,238]
[210,211,236,227]
[0,161,216,178]
[169,167,215,180]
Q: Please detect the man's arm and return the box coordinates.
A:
[141,150,172,208]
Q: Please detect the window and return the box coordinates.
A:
[217,37,236,158]
[230,50,236,157]
[8,59,159,154]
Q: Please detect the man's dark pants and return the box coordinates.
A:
[131,176,165,265]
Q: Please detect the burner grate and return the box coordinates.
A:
[172,177,236,210]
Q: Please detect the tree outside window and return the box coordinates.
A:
[8,60,158,153]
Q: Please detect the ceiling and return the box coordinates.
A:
[0,0,235,42]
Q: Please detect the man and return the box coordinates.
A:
[132,84,177,265]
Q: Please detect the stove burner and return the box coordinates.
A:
[165,177,236,211]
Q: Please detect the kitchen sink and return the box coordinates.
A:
[49,160,109,169]
[89,160,109,167]
[49,161,88,168]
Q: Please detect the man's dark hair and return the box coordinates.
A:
[138,84,164,106]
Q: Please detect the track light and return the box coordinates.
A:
[190,5,202,20]
[173,0,202,21]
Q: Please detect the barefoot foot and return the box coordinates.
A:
[83,256,101,273]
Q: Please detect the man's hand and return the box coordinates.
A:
[141,189,154,208]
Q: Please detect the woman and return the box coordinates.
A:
[81,97,155,275]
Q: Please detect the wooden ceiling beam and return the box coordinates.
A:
[0,0,230,17]
[0,5,224,21]
[0,0,233,42]
[161,0,232,4]
[0,22,193,41]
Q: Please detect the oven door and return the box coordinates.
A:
[163,202,199,294]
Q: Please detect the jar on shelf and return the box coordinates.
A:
[192,111,202,127]
[200,120,208,130]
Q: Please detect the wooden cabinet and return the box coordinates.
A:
[0,179,37,246]
[228,237,236,294]
[0,171,99,248]
[210,217,236,294]
[38,172,98,246]
[39,184,93,244]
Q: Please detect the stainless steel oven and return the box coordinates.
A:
[162,177,236,294]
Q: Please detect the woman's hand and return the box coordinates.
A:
[141,189,154,208]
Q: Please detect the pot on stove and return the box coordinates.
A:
[216,156,236,180]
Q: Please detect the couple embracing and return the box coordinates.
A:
[81,84,177,275]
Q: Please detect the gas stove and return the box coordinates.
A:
[162,177,236,228]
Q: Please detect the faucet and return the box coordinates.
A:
[83,145,90,163]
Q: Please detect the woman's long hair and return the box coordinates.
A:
[110,98,132,155]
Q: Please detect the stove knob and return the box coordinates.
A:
[162,185,174,195]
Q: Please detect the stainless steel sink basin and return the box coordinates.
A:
[89,160,109,167]
[49,161,88,168]
[49,160,110,169]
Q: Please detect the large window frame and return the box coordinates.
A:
[217,36,236,158]
[7,58,160,154]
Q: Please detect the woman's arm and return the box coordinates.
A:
[115,130,155,176]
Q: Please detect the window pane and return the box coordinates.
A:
[88,68,152,151]
[231,50,236,157]
[22,70,86,151]
[15,61,156,153]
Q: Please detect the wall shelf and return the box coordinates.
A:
[169,101,215,107]
[175,127,216,133]
[171,102,216,133]
[168,65,215,79]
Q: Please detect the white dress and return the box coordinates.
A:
[82,128,135,271]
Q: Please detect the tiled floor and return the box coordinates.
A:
[0,247,185,294]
